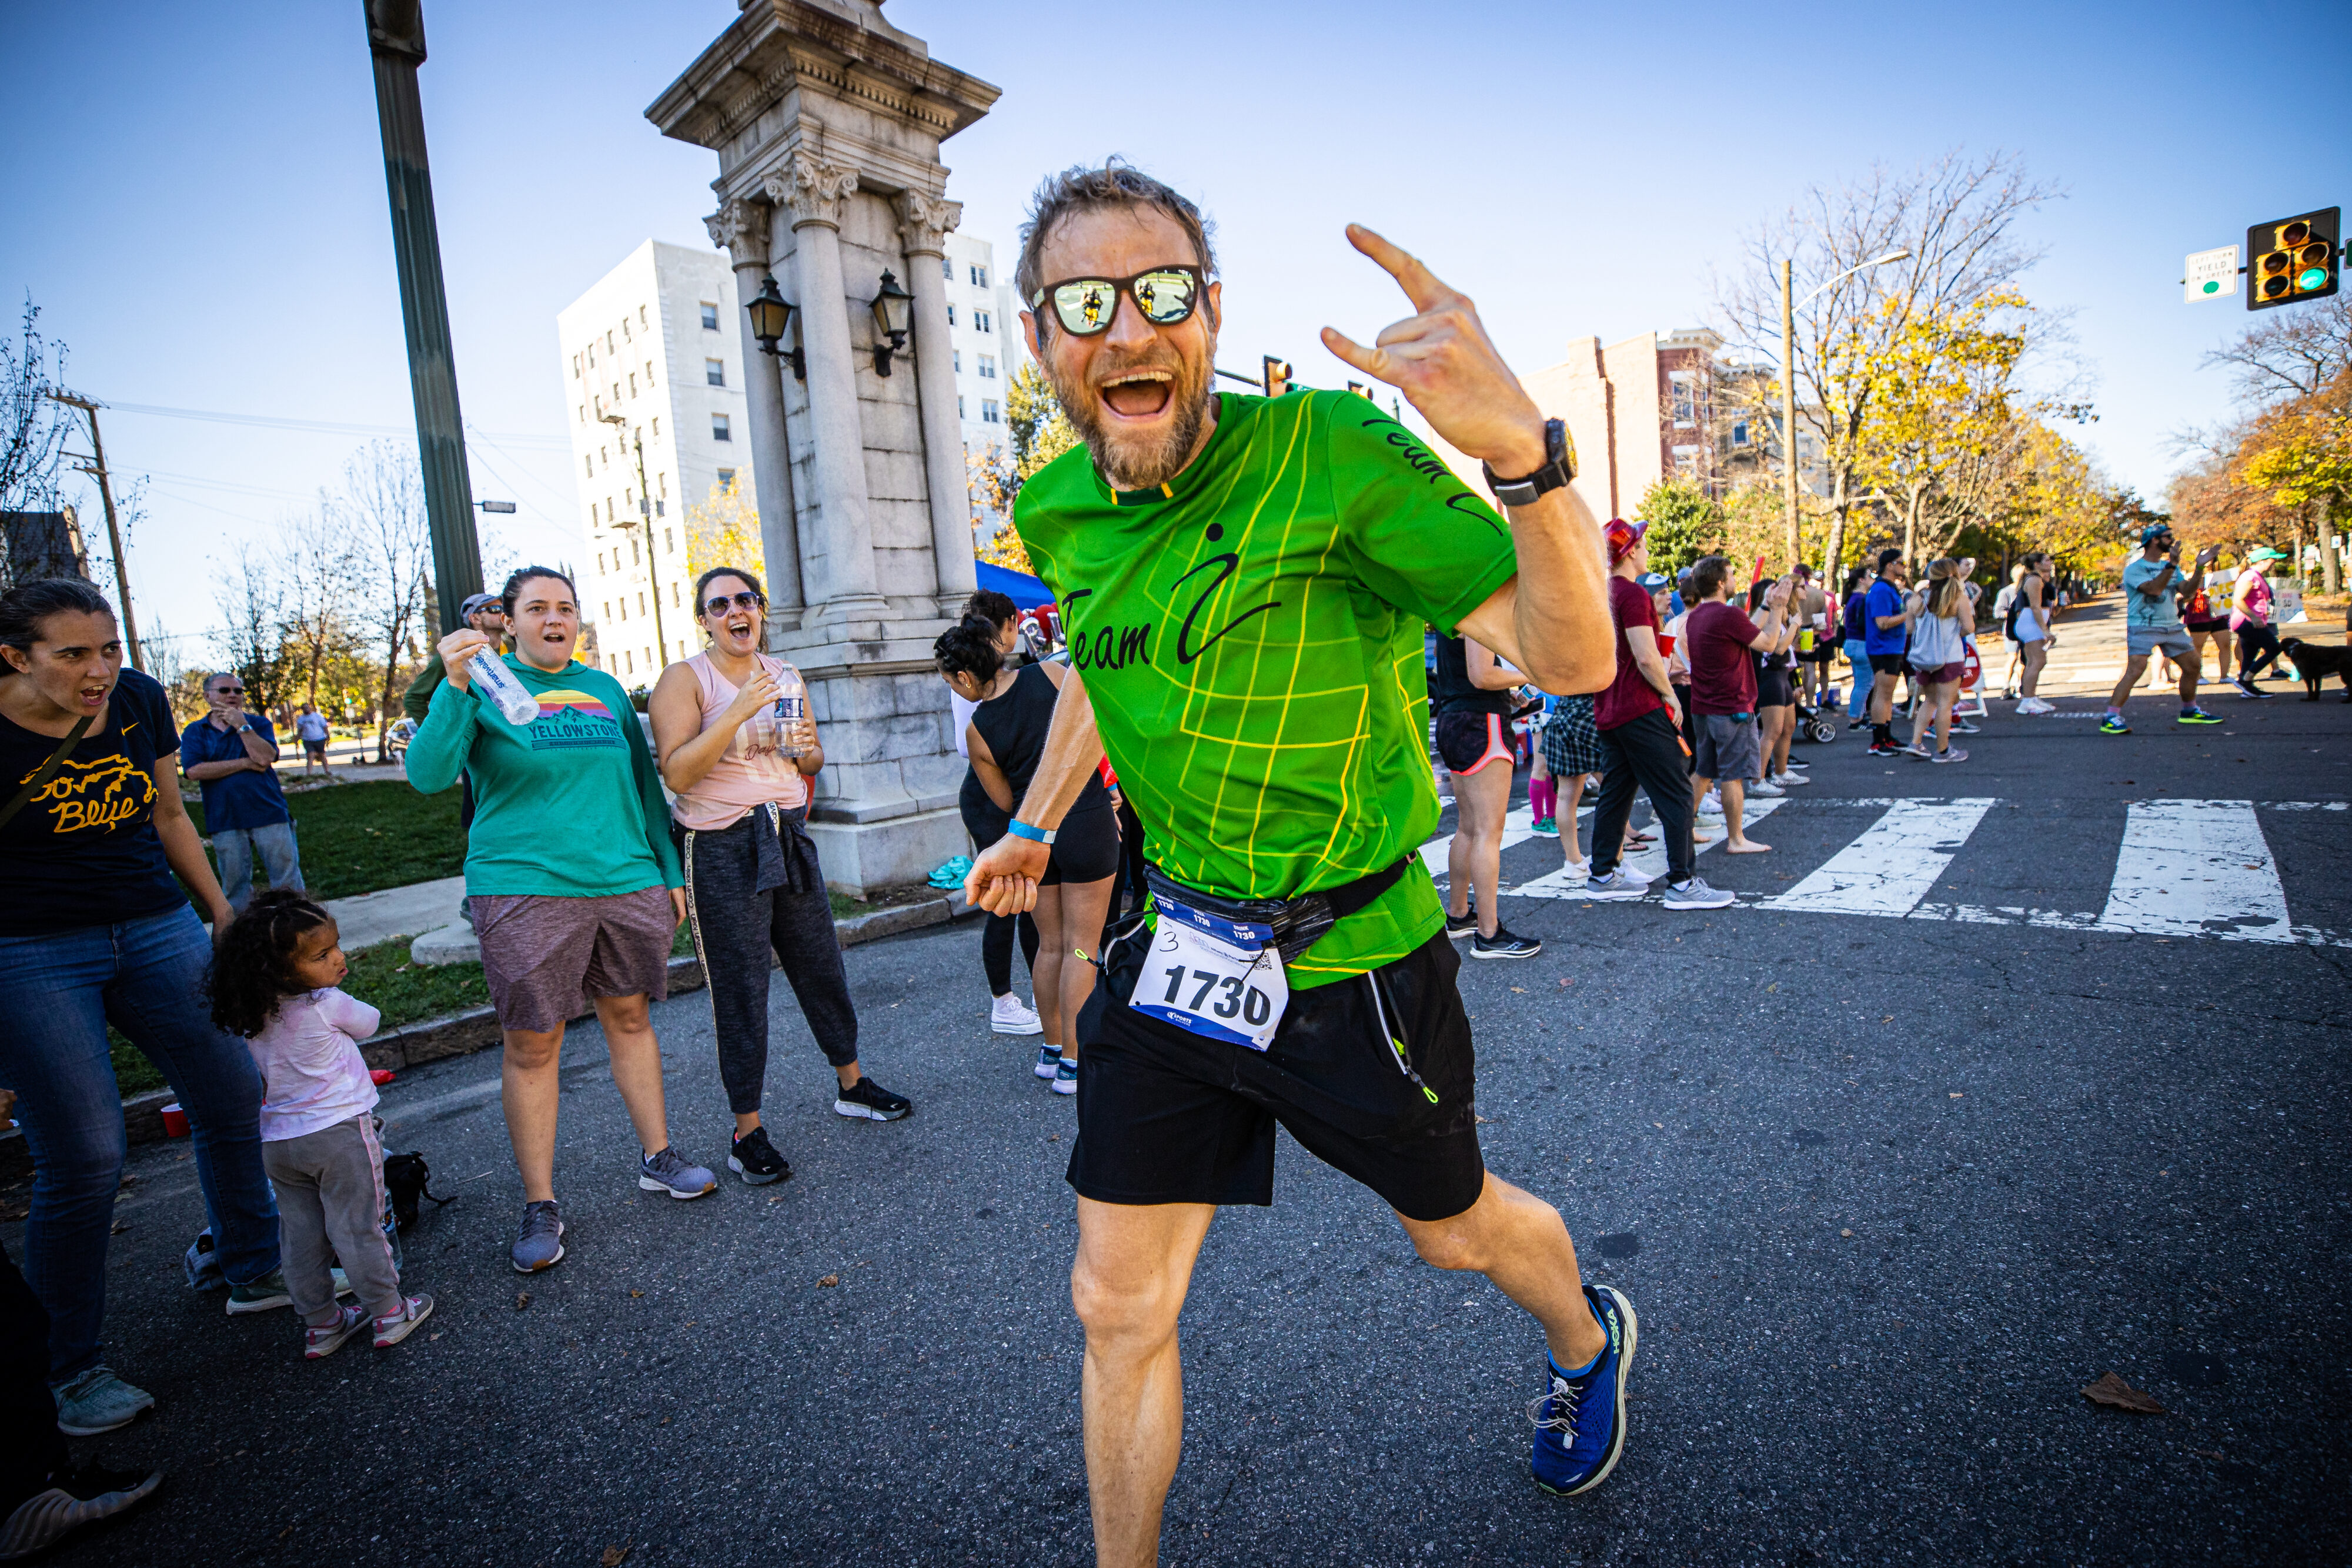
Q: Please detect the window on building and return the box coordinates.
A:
[651,417,660,439]
[1670,372,1696,429]
[604,601,612,623]
[663,527,673,554]
[969,264,987,287]
[978,354,997,379]
[1672,444,1700,472]
[706,359,725,387]
[716,467,736,489]
[587,343,596,367]
[639,593,647,616]
[657,470,667,496]
[628,374,637,397]
[952,350,962,373]
[639,305,648,327]
[958,395,967,419]
[700,302,719,330]
[974,310,992,334]
[622,317,632,342]
[1730,420,1749,447]
[624,650,633,674]
[606,331,615,353]
[596,550,605,574]
[606,499,615,522]
[946,304,957,327]
[982,399,1001,424]
[584,456,593,479]
[941,256,954,280]
[712,413,731,442]
[645,361,654,386]
[578,405,586,424]
[670,583,680,607]
[619,598,628,621]
[572,353,582,378]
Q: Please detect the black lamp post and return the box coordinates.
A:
[747,275,803,380]
[870,269,913,376]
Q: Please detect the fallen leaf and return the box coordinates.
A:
[817,1273,839,1288]
[514,1292,531,1310]
[2193,1448,2223,1461]
[110,1219,131,1235]
[767,1193,785,1203]
[601,1544,632,1567]
[1474,1113,1491,1124]
[1840,1228,1853,1238]
[2081,1373,2164,1413]
[1766,982,1779,993]
[1882,1016,1895,1024]
[630,1288,644,1298]
[1557,977,1575,987]
[428,1331,442,1340]
[1949,1092,1965,1099]
[1652,1122,1663,1129]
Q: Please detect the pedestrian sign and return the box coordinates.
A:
[2184,245,2239,303]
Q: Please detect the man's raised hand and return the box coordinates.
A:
[1320,224,1548,476]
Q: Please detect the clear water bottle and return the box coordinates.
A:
[771,664,809,758]
[468,648,540,727]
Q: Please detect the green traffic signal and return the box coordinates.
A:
[2246,206,2340,312]
[2299,267,2329,290]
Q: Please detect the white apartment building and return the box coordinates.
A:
[557,239,746,684]
[941,232,1030,538]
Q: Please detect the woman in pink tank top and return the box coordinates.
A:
[649,567,911,1185]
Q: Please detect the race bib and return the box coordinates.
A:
[1132,894,1289,1051]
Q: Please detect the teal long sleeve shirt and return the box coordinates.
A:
[405,655,682,898]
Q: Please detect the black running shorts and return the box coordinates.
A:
[1067,929,1485,1222]
[1867,653,1907,676]
[1041,803,1120,886]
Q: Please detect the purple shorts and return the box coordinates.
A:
[472,886,675,1034]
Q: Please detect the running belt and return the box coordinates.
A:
[1141,860,1411,965]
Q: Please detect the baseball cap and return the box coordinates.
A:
[1636,571,1669,591]
[1605,517,1648,566]
[2246,547,2286,563]
[2140,522,2174,547]
[460,592,500,618]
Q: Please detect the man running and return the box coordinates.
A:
[965,164,1632,1566]
[2104,523,2221,734]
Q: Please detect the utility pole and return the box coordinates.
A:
[364,0,482,636]
[1779,258,1800,573]
[604,412,669,668]
[48,392,143,673]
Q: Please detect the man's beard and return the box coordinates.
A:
[1050,342,1217,492]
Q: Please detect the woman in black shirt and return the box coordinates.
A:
[0,579,283,1437]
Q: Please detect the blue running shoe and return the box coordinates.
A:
[2177,707,2221,725]
[2099,714,2130,735]
[1529,1283,1638,1496]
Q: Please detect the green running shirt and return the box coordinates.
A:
[1015,389,1518,988]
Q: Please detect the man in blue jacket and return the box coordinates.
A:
[178,673,303,911]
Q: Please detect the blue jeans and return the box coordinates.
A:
[0,905,279,1382]
[213,820,304,913]
[1843,639,1872,717]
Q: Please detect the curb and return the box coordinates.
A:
[0,894,985,1174]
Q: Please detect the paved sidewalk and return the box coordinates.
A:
[324,875,466,951]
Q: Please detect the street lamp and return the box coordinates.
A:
[1778,247,1910,570]
[602,410,670,673]
[870,269,913,376]
[747,275,803,380]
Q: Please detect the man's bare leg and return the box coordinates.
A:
[1398,1173,1607,1369]
[1073,1198,1217,1568]
[2108,654,2149,713]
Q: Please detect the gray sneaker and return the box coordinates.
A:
[1580,870,1651,902]
[49,1365,154,1437]
[1662,875,1736,911]
[638,1146,717,1201]
[512,1199,566,1273]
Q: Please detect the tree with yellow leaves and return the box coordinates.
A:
[684,473,765,590]
[2235,369,2351,593]
[972,362,1078,577]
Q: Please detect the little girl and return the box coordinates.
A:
[209,890,432,1359]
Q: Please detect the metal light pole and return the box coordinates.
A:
[47,392,143,673]
[1779,248,1911,580]
[604,413,669,668]
[364,0,482,636]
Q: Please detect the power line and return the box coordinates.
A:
[102,400,570,451]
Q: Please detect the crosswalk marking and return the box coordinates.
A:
[2096,800,2292,942]
[1757,798,1996,917]
[1418,806,1538,877]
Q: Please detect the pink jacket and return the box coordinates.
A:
[245,987,381,1142]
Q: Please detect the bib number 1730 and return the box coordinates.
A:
[1130,898,1288,1051]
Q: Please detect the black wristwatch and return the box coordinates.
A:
[1482,417,1576,508]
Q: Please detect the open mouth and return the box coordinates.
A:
[1098,369,1173,420]
[726,617,753,640]
[79,684,108,707]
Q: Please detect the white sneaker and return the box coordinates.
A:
[1769,770,1810,787]
[1748,778,1785,798]
[1699,792,1723,815]
[990,994,1043,1035]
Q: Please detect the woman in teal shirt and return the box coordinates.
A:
[406,566,713,1275]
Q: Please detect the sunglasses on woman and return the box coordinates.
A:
[1028,266,1203,337]
[700,590,766,618]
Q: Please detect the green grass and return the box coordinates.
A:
[187,780,465,901]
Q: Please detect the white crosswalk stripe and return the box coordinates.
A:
[1418,797,2349,946]
[1758,798,1996,917]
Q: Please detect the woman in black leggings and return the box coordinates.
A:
[951,594,1044,1037]
[934,623,1118,1096]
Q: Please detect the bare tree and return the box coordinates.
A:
[1714,149,2063,582]
[345,441,432,760]
[0,297,74,584]
[277,503,362,714]
[2200,294,2352,404]
[213,544,289,712]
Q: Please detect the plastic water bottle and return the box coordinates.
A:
[468,648,540,727]
[771,665,809,758]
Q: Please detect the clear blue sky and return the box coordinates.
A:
[1,0,2341,661]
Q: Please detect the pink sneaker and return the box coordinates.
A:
[303,1303,368,1360]
[372,1292,436,1349]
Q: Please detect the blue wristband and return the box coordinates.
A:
[1007,818,1057,845]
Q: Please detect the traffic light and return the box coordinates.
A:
[2246,207,2340,310]
[1262,355,1292,398]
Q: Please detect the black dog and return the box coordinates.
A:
[2279,638,2352,702]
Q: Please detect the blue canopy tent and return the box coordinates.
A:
[975,557,1054,610]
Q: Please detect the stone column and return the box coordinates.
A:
[766,152,886,628]
[705,196,803,624]
[895,190,978,614]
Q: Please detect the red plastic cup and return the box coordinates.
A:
[369,1069,396,1086]
[159,1103,189,1138]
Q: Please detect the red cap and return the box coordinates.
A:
[1605,517,1647,566]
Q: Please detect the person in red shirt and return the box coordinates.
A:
[1583,520,1733,910]
[1682,557,1793,854]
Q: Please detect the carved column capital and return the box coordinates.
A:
[763,152,860,230]
[704,196,771,268]
[893,191,963,257]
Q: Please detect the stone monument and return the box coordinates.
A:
[648,0,1000,896]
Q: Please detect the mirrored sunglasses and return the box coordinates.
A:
[701,590,765,618]
[1030,266,1202,337]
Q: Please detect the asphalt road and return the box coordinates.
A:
[31,681,2352,1568]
